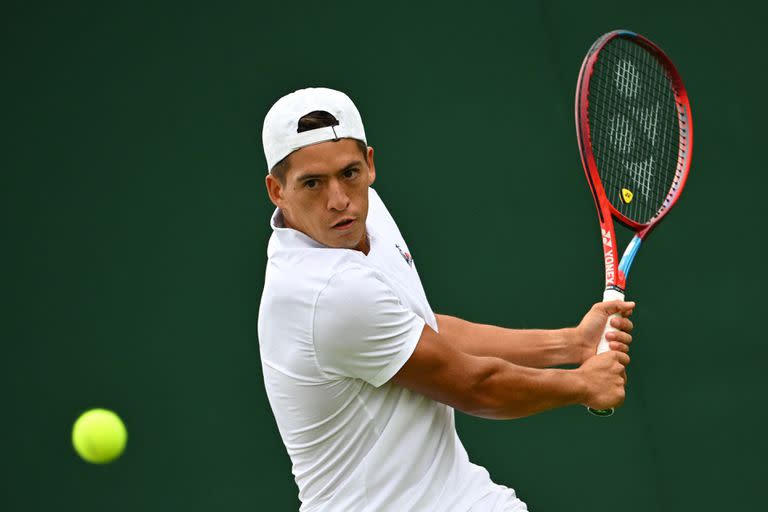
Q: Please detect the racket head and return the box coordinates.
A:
[576,30,693,238]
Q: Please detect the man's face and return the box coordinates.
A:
[266,139,376,252]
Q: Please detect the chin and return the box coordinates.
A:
[325,231,364,250]
[338,239,363,250]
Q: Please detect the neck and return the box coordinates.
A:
[279,210,370,255]
[356,232,371,255]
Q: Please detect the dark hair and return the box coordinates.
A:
[269,110,368,184]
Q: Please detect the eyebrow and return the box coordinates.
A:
[294,161,364,182]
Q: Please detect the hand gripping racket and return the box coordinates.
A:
[575,30,693,416]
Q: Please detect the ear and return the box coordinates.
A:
[265,174,284,208]
[366,146,376,186]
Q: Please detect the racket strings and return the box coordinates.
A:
[587,38,681,225]
[594,43,672,212]
[595,45,674,220]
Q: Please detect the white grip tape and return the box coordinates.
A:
[596,289,626,354]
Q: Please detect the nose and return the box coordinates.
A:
[326,180,350,212]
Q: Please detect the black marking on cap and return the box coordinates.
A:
[297,111,340,133]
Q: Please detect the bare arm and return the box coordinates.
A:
[391,321,629,419]
[434,314,578,368]
[434,301,635,368]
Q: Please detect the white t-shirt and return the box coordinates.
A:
[258,187,527,512]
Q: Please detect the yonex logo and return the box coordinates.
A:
[609,58,662,202]
[602,229,615,284]
[601,228,613,248]
[615,60,640,98]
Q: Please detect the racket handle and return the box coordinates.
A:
[587,288,625,417]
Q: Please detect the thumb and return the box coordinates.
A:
[600,300,636,316]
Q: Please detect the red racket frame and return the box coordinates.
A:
[575,30,693,292]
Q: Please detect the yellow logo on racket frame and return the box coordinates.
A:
[620,188,634,204]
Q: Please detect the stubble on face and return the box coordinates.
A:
[271,139,375,252]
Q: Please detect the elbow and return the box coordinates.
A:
[456,359,519,420]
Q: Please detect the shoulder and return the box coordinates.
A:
[315,264,392,316]
[313,264,424,385]
[264,247,365,295]
[258,252,383,359]
[260,251,391,334]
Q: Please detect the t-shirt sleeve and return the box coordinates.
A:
[312,265,425,387]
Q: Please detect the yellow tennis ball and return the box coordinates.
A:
[72,408,127,464]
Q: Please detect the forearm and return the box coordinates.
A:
[391,321,621,419]
[435,314,580,368]
[463,357,586,419]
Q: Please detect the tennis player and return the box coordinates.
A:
[258,88,634,511]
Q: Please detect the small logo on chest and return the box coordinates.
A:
[395,244,413,267]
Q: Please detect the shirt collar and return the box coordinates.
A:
[269,208,325,250]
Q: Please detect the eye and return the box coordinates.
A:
[304,179,318,189]
[343,168,359,179]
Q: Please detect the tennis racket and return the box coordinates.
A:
[575,30,693,416]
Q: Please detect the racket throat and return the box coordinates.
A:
[618,235,642,280]
[604,234,642,293]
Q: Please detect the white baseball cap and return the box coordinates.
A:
[262,87,367,172]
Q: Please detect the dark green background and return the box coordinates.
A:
[4,1,766,510]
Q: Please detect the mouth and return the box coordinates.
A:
[331,217,356,230]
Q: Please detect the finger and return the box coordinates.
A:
[622,308,634,318]
[601,300,636,316]
[610,316,634,333]
[621,369,627,383]
[608,341,629,353]
[615,352,630,366]
[606,330,632,345]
